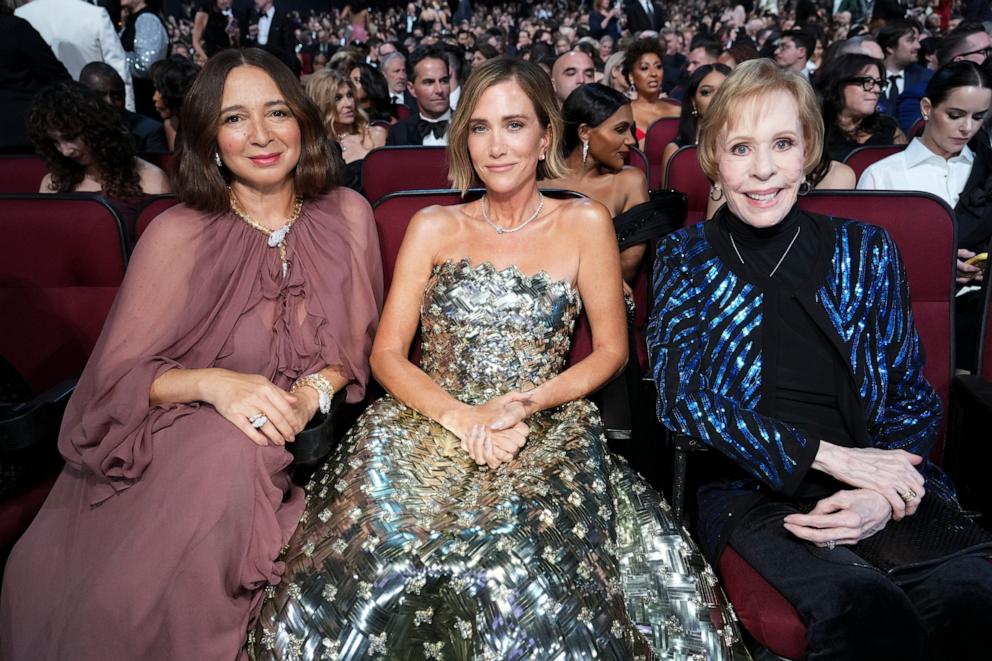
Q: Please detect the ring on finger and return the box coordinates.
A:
[826,540,836,550]
[249,412,268,429]
[900,488,918,503]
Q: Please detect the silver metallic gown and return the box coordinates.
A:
[248,259,748,660]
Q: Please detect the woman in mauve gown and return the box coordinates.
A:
[0,48,382,661]
[250,57,747,661]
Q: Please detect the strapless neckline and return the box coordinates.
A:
[432,257,580,302]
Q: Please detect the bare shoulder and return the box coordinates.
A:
[821,161,856,190]
[136,158,171,194]
[617,164,647,189]
[369,125,388,145]
[38,172,54,193]
[408,201,463,236]
[555,196,613,232]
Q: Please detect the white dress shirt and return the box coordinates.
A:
[857,137,975,208]
[16,0,135,110]
[420,109,451,147]
[257,6,275,46]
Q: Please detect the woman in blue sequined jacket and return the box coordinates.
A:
[647,59,992,660]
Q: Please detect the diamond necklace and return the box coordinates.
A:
[480,193,545,234]
[729,225,802,278]
[228,189,303,277]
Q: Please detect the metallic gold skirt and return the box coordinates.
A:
[248,396,747,660]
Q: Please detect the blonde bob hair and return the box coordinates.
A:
[447,57,567,194]
[697,58,823,181]
[305,69,371,141]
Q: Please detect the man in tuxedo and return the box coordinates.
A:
[386,45,451,146]
[624,0,664,35]
[381,51,417,110]
[80,62,168,154]
[15,0,135,110]
[242,0,300,76]
[878,20,932,132]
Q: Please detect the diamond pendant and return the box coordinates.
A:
[268,226,290,247]
[495,226,504,235]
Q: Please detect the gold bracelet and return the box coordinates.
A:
[291,373,334,415]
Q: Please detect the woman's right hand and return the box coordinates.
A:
[199,368,299,447]
[812,442,925,520]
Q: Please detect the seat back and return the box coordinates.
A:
[361,146,451,205]
[0,194,127,392]
[643,117,680,190]
[392,103,411,122]
[623,147,650,184]
[0,156,49,194]
[372,188,592,365]
[133,194,180,246]
[141,152,175,176]
[799,190,956,460]
[978,247,992,380]
[664,145,709,225]
[910,117,927,137]
[842,144,905,180]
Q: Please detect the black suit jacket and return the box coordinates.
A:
[871,0,905,21]
[624,0,664,33]
[386,115,427,146]
[241,8,300,75]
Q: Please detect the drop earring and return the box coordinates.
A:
[691,106,698,118]
[709,183,723,201]
[581,140,589,164]
[214,151,223,168]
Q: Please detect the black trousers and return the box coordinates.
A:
[728,498,992,660]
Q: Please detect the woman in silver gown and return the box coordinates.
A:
[249,58,748,661]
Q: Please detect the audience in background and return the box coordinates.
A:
[80,62,169,154]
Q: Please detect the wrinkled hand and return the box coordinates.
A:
[815,444,925,520]
[957,249,984,285]
[783,489,892,547]
[201,368,299,447]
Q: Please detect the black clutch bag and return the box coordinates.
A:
[850,495,992,586]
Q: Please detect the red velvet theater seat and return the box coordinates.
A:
[842,144,906,181]
[664,145,709,226]
[361,146,451,205]
[133,194,180,245]
[642,117,680,191]
[0,194,128,393]
[0,155,49,194]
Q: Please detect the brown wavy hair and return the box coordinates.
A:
[175,48,339,213]
[27,81,143,200]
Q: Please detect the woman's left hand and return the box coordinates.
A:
[481,391,536,432]
[286,386,320,434]
[782,489,892,547]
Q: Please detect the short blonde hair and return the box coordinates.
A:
[305,69,370,140]
[447,57,567,194]
[697,58,823,181]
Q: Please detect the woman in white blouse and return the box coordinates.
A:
[858,61,991,286]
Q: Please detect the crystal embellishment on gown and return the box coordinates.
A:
[249,258,749,660]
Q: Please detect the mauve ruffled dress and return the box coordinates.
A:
[0,188,383,661]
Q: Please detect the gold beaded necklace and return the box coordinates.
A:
[228,188,304,277]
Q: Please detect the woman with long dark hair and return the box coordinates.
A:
[545,83,681,284]
[349,61,393,124]
[815,52,908,161]
[27,80,170,211]
[660,63,730,185]
[150,55,199,151]
[2,49,382,661]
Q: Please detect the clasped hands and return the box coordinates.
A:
[445,391,534,470]
[205,369,318,447]
[784,445,927,548]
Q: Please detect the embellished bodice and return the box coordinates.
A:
[419,259,581,403]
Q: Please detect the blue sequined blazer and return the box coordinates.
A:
[646,210,953,560]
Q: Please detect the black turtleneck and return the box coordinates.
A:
[712,203,862,499]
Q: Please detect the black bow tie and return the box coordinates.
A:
[416,119,448,140]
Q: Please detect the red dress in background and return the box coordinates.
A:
[0,188,383,661]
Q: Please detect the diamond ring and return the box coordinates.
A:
[900,488,918,503]
[826,540,836,550]
[249,413,268,429]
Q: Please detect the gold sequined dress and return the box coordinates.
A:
[249,259,748,660]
